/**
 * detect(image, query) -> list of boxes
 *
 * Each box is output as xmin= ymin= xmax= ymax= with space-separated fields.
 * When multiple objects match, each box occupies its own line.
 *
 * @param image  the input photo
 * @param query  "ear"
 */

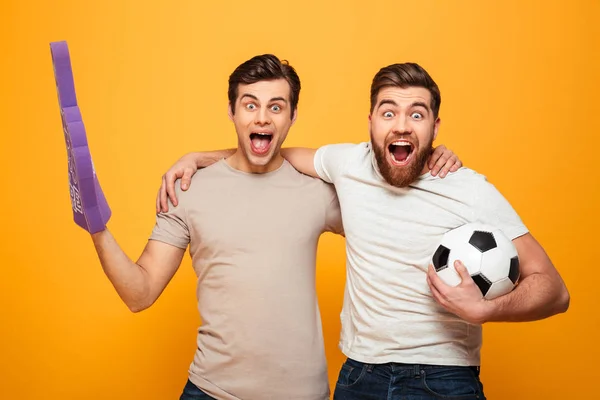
xmin=291 ymin=108 xmax=298 ymax=125
xmin=228 ymin=103 xmax=234 ymax=121
xmin=368 ymin=113 xmax=372 ymax=130
xmin=433 ymin=117 xmax=441 ymax=141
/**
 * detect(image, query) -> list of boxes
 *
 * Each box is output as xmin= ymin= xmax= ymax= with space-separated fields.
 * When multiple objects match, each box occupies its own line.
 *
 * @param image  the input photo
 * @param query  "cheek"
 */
xmin=232 ymin=120 xmax=250 ymax=142
xmin=415 ymin=124 xmax=435 ymax=144
xmin=275 ymin=116 xmax=292 ymax=133
xmin=370 ymin=120 xmax=389 ymax=141
xmin=232 ymin=112 xmax=252 ymax=127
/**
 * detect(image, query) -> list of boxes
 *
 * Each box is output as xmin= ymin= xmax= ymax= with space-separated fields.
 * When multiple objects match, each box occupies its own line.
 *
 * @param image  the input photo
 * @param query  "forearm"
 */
xmin=482 ymin=272 xmax=570 ymax=323
xmin=91 ymin=229 xmax=152 ymax=312
xmin=191 ymin=149 xmax=237 ymax=168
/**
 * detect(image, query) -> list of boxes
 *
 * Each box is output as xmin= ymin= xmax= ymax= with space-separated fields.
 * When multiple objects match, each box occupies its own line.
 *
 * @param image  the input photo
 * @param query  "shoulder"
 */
xmin=411 ymin=167 xmax=494 ymax=205
xmin=282 ymin=160 xmax=331 ymax=187
xmin=172 ymin=161 xmax=227 ymax=203
xmin=425 ymin=167 xmax=490 ymax=187
xmin=277 ymin=162 xmax=338 ymax=204
xmin=445 ymin=168 xmax=503 ymax=197
xmin=426 ymin=168 xmax=517 ymax=210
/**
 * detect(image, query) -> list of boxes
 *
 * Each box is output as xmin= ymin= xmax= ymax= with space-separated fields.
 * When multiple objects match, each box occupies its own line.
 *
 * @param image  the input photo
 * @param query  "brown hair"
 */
xmin=370 ymin=63 xmax=441 ymax=118
xmin=228 ymin=54 xmax=301 ymax=120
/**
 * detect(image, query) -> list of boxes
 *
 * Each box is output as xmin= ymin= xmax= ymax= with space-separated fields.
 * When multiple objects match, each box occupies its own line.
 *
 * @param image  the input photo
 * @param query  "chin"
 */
xmin=247 ymin=151 xmax=272 ymax=165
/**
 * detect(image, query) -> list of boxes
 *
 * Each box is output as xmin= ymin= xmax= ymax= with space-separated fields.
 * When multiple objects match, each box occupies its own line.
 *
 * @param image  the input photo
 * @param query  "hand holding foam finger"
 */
xmin=50 ymin=41 xmax=111 ymax=233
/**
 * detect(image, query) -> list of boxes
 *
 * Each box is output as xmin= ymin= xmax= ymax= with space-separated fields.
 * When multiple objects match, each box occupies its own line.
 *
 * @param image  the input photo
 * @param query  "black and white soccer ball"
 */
xmin=431 ymin=222 xmax=520 ymax=300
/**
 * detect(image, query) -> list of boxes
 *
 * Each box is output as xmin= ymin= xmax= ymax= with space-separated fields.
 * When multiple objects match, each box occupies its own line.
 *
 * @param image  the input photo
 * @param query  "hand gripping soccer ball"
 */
xmin=431 ymin=222 xmax=520 ymax=300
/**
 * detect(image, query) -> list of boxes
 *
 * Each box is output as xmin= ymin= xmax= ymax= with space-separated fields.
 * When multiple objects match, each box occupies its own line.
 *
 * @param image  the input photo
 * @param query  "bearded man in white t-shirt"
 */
xmin=160 ymin=62 xmax=569 ymax=400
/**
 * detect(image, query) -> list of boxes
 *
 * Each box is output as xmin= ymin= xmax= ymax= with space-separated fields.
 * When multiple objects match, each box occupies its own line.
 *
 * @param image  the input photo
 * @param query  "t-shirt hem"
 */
xmin=189 ymin=374 xmax=242 ymax=400
xmin=340 ymin=345 xmax=480 ymax=367
xmin=148 ymin=235 xmax=188 ymax=250
xmin=189 ymin=372 xmax=330 ymax=400
xmin=506 ymin=227 xmax=529 ymax=241
xmin=313 ymin=146 xmax=331 ymax=183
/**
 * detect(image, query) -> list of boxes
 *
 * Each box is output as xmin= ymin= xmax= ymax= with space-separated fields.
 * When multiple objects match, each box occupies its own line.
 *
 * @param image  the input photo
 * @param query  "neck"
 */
xmin=227 ymin=150 xmax=284 ymax=174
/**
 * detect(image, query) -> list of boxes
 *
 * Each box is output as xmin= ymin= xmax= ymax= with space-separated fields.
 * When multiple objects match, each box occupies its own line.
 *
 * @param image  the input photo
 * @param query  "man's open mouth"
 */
xmin=250 ymin=132 xmax=273 ymax=155
xmin=388 ymin=140 xmax=414 ymax=165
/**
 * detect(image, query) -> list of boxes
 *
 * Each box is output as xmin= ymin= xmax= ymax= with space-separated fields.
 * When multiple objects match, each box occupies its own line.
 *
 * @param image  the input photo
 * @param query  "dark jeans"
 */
xmin=334 ymin=358 xmax=486 ymax=400
xmin=179 ymin=379 xmax=217 ymax=400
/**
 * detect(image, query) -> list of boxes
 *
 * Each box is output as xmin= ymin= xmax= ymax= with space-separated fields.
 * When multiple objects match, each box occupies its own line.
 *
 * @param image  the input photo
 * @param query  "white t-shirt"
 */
xmin=314 ymin=142 xmax=528 ymax=366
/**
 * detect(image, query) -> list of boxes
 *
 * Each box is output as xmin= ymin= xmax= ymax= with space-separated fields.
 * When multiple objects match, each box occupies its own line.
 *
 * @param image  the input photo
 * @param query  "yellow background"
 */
xmin=1 ymin=0 xmax=598 ymax=398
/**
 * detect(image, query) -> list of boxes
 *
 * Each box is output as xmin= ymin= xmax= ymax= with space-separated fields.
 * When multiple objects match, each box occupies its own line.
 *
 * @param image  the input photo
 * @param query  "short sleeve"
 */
xmin=149 ymin=184 xmax=190 ymax=249
xmin=313 ymin=143 xmax=359 ymax=184
xmin=322 ymin=183 xmax=344 ymax=235
xmin=474 ymin=180 xmax=529 ymax=241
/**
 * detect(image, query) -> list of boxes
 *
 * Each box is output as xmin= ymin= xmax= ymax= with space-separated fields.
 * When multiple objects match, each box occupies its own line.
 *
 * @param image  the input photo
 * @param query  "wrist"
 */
xmin=90 ymin=227 xmax=109 ymax=243
xmin=192 ymin=152 xmax=206 ymax=168
xmin=473 ymin=299 xmax=495 ymax=324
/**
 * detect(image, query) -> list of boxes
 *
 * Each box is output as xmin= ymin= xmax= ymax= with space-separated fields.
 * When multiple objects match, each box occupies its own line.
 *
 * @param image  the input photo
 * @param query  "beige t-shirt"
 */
xmin=150 ymin=159 xmax=343 ymax=400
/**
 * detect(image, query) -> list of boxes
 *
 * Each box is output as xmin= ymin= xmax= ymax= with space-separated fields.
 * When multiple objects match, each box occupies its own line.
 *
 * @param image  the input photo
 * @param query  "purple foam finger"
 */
xmin=50 ymin=41 xmax=111 ymax=233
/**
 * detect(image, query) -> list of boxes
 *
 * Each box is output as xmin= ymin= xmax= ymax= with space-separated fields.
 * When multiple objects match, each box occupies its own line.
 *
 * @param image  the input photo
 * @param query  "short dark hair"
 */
xmin=228 ymin=54 xmax=301 ymax=119
xmin=370 ymin=63 xmax=441 ymax=118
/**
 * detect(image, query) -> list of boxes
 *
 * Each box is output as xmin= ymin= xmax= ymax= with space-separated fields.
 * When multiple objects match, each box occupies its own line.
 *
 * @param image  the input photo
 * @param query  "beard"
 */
xmin=371 ymin=130 xmax=434 ymax=188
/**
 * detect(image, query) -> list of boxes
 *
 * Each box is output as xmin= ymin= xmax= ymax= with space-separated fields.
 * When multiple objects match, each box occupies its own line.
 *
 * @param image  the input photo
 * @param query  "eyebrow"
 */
xmin=411 ymin=101 xmax=430 ymax=111
xmin=240 ymin=94 xmax=258 ymax=102
xmin=377 ymin=99 xmax=430 ymax=112
xmin=377 ymin=99 xmax=398 ymax=109
xmin=239 ymin=94 xmax=288 ymax=103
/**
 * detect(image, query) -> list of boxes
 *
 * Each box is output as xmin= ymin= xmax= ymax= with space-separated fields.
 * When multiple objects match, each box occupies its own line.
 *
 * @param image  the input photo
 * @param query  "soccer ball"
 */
xmin=431 ymin=222 xmax=520 ymax=300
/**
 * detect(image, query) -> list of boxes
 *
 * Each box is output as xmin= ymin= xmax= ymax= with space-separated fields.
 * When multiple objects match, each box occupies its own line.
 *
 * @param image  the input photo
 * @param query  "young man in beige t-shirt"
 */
xmin=90 ymin=54 xmax=460 ymax=400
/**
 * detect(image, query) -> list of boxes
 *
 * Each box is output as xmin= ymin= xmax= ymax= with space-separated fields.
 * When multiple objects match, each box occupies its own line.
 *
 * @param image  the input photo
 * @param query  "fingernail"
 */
xmin=182 ymin=184 xmax=188 ymax=190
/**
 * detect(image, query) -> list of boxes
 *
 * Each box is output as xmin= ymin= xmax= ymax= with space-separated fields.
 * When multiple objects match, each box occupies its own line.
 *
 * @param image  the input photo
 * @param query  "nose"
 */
xmin=393 ymin=115 xmax=412 ymax=135
xmin=254 ymin=108 xmax=272 ymax=126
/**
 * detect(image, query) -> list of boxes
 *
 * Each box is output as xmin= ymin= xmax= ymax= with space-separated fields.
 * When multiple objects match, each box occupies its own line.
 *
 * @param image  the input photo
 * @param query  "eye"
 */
xmin=271 ymin=105 xmax=281 ymax=112
xmin=411 ymin=112 xmax=423 ymax=120
xmin=383 ymin=111 xmax=394 ymax=118
xmin=246 ymin=103 xmax=257 ymax=110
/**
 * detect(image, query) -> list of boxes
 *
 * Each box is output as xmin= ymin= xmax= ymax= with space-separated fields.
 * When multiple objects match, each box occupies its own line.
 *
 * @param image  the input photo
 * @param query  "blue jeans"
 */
xmin=179 ymin=379 xmax=216 ymax=400
xmin=334 ymin=358 xmax=486 ymax=400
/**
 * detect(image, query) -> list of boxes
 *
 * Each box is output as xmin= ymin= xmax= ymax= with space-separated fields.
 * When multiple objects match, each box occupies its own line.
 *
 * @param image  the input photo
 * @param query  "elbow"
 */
xmin=127 ymin=303 xmax=149 ymax=313
xmin=556 ymin=286 xmax=570 ymax=314
xmin=124 ymin=297 xmax=154 ymax=313
xmin=549 ymin=278 xmax=570 ymax=316
xmin=119 ymin=284 xmax=155 ymax=313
